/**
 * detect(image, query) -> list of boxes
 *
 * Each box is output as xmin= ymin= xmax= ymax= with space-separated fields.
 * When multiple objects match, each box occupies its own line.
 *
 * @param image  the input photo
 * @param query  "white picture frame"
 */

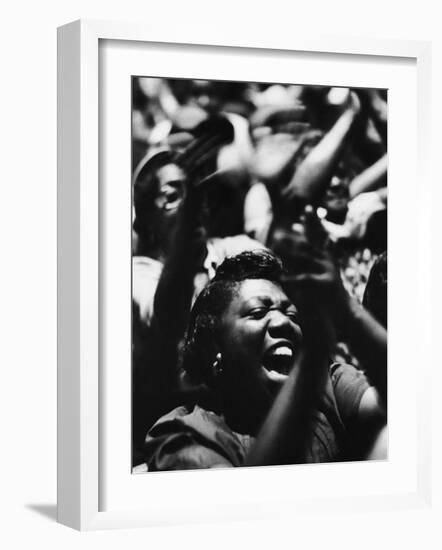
xmin=57 ymin=19 xmax=432 ymax=531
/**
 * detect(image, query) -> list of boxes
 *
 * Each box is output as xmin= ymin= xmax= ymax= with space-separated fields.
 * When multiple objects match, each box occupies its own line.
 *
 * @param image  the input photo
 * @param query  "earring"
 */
xmin=212 ymin=352 xmax=223 ymax=377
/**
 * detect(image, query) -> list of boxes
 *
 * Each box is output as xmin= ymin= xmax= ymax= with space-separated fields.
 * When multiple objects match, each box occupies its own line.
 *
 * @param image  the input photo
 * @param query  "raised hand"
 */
xmin=282 ymin=92 xmax=361 ymax=209
xmin=176 ymin=115 xmax=235 ymax=189
xmin=271 ymin=206 xmax=348 ymax=326
xmin=322 ymin=188 xmax=387 ymax=242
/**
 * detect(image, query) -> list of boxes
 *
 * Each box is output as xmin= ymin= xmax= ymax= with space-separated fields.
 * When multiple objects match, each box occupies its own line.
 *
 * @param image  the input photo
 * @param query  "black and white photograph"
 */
xmin=131 ymin=76 xmax=388 ymax=472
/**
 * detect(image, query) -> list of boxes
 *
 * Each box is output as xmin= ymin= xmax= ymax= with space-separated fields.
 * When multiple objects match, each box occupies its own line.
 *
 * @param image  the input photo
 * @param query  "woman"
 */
xmin=142 ymin=245 xmax=387 ymax=470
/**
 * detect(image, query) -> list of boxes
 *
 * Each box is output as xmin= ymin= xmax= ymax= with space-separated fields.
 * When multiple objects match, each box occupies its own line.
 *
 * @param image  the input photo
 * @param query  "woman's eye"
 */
xmin=248 ymin=308 xmax=267 ymax=319
xmin=286 ymin=311 xmax=299 ymax=322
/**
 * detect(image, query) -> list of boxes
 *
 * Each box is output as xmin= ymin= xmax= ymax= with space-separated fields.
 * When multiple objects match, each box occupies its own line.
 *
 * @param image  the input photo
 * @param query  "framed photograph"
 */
xmin=57 ymin=19 xmax=432 ymax=530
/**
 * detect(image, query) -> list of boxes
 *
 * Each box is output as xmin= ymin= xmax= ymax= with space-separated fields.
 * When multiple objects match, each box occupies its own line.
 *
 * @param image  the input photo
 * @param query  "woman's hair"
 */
xmin=181 ymin=250 xmax=284 ymax=383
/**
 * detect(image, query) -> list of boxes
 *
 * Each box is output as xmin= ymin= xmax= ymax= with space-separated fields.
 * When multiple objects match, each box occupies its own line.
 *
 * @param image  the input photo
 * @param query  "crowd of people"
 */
xmin=131 ymin=77 xmax=388 ymax=470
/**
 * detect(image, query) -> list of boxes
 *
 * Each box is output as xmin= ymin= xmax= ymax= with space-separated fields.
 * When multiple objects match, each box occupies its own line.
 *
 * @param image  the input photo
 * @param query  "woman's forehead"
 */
xmin=233 ymin=278 xmax=292 ymax=306
xmin=156 ymin=163 xmax=185 ymax=187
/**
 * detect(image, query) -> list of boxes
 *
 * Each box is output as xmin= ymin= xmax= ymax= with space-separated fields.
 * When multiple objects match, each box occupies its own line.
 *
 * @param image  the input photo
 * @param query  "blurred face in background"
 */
xmin=148 ymin=162 xmax=208 ymax=266
xmin=323 ymin=163 xmax=352 ymax=224
xmin=149 ymin=163 xmax=186 ymax=253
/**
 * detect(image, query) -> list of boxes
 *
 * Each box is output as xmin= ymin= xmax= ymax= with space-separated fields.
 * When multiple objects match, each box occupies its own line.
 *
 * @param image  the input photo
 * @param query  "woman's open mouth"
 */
xmin=262 ymin=342 xmax=295 ymax=375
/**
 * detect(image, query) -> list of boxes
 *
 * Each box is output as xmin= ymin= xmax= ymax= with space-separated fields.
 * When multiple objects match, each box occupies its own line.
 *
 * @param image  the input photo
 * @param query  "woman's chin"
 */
xmin=261 ymin=366 xmax=289 ymax=390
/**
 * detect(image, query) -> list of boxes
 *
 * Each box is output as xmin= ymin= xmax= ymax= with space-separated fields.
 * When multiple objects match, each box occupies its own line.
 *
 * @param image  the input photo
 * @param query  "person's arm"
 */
xmin=271 ymin=209 xmax=387 ymax=434
xmin=282 ymin=92 xmax=360 ymax=205
xmin=349 ymin=154 xmax=387 ymax=199
xmin=331 ymin=363 xmax=387 ymax=460
xmin=147 ymin=190 xmax=207 ymax=391
xmin=356 ymin=89 xmax=387 ymax=146
xmin=251 ymin=133 xmax=304 ymax=186
xmin=143 ymin=119 xmax=235 ymax=392
xmin=322 ymin=187 xmax=387 ymax=242
xmin=285 ymin=208 xmax=388 ymax=408
xmin=339 ymin=296 xmax=387 ymax=408
xmin=246 ymin=312 xmax=334 ymax=466
xmin=376 ymin=186 xmax=388 ymax=203
xmin=365 ymin=424 xmax=388 ymax=459
xmin=281 ymin=227 xmax=388 ymax=408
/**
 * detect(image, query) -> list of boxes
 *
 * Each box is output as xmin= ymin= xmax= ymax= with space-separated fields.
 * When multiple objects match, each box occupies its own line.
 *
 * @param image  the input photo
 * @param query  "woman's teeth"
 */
xmin=272 ymin=346 xmax=293 ymax=357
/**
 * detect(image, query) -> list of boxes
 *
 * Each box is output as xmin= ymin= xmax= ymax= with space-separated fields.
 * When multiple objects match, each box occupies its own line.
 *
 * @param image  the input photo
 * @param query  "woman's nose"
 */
xmin=267 ymin=310 xmax=293 ymax=333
